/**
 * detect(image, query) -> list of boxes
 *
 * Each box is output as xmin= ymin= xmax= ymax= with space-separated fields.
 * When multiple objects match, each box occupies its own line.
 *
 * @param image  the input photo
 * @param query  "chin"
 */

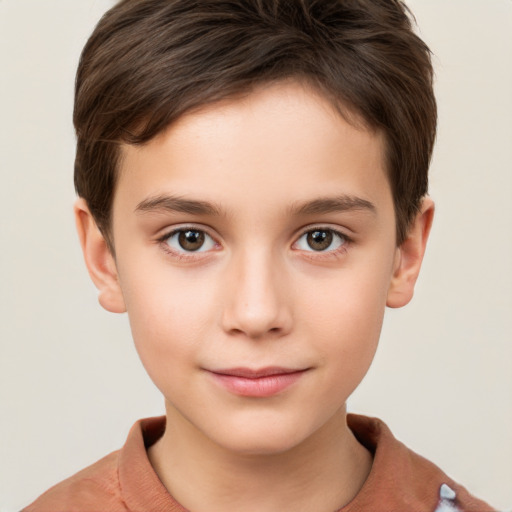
xmin=221 ymin=434 xmax=303 ymax=457
xmin=206 ymin=417 xmax=315 ymax=457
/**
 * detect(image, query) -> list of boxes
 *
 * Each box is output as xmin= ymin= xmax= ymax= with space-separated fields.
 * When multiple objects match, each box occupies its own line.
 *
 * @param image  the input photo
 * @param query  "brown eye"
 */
xmin=178 ymin=230 xmax=205 ymax=251
xmin=165 ymin=229 xmax=216 ymax=253
xmin=306 ymin=230 xmax=333 ymax=251
xmin=295 ymin=228 xmax=346 ymax=252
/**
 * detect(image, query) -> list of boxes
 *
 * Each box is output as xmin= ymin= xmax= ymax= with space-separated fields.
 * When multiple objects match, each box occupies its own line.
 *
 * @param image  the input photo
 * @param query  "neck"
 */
xmin=148 ymin=405 xmax=372 ymax=512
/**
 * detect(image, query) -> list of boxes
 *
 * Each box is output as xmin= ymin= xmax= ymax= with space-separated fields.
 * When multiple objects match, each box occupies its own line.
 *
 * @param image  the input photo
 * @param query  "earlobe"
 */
xmin=386 ymin=197 xmax=435 ymax=308
xmin=74 ymin=198 xmax=126 ymax=313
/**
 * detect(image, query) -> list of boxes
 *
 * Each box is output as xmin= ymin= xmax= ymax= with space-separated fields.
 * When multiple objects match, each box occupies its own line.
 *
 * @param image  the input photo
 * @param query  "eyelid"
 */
xmin=294 ymin=224 xmax=352 ymax=243
xmin=292 ymin=225 xmax=352 ymax=256
xmin=156 ymin=224 xmax=221 ymax=258
xmin=156 ymin=222 xmax=218 ymax=240
xmin=155 ymin=223 xmax=351 ymax=259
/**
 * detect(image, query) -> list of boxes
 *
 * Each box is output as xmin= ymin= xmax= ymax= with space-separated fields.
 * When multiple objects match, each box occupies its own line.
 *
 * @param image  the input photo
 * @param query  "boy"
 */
xmin=23 ymin=0 xmax=494 ymax=510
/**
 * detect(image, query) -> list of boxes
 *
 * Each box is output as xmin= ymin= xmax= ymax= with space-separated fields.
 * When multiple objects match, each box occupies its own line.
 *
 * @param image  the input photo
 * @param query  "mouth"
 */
xmin=206 ymin=367 xmax=309 ymax=397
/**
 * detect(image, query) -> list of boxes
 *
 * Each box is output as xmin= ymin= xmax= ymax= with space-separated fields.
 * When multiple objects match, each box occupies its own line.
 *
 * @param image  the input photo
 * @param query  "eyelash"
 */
xmin=156 ymin=225 xmax=351 ymax=261
xmin=293 ymin=227 xmax=351 ymax=261
xmin=155 ymin=226 xmax=219 ymax=262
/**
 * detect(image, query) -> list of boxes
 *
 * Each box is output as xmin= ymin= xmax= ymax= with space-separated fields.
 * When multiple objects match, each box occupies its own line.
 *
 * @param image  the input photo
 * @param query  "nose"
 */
xmin=220 ymin=248 xmax=293 ymax=339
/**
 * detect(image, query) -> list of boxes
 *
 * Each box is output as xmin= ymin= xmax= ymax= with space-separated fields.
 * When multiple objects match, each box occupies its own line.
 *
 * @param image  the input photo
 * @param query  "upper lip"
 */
xmin=209 ymin=367 xmax=307 ymax=378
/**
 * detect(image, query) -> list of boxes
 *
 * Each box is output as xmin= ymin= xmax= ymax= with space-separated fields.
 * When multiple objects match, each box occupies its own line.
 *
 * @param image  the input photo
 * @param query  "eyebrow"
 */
xmin=291 ymin=195 xmax=376 ymax=216
xmin=135 ymin=195 xmax=222 ymax=216
xmin=135 ymin=193 xmax=376 ymax=218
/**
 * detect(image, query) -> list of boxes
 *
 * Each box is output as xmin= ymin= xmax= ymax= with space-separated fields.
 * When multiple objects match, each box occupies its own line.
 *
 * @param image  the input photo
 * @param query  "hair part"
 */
xmin=74 ymin=0 xmax=436 ymax=248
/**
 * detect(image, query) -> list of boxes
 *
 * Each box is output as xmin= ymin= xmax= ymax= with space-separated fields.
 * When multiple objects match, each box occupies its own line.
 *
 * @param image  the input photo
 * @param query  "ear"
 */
xmin=74 ymin=198 xmax=126 ymax=313
xmin=386 ymin=197 xmax=435 ymax=308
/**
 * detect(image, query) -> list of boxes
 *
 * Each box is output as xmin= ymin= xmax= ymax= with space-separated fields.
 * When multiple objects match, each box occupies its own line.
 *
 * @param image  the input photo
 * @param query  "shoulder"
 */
xmin=22 ymin=450 xmax=128 ymax=512
xmin=22 ymin=417 xmax=168 ymax=512
xmin=346 ymin=414 xmax=495 ymax=512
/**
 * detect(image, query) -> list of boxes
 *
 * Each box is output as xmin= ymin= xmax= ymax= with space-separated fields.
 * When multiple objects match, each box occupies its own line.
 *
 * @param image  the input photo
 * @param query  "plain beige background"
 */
xmin=1 ymin=1 xmax=511 ymax=510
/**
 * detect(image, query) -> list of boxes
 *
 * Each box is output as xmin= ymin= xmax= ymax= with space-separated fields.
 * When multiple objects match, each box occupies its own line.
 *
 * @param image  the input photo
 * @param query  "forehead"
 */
xmin=115 ymin=81 xmax=390 ymax=220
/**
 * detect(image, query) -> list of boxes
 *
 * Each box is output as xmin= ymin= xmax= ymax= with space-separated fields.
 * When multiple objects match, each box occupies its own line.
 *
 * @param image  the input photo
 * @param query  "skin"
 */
xmin=76 ymin=81 xmax=433 ymax=512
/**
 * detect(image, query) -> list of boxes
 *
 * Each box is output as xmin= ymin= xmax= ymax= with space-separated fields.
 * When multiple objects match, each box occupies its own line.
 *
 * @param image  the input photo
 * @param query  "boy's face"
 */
xmin=80 ymin=81 xmax=428 ymax=455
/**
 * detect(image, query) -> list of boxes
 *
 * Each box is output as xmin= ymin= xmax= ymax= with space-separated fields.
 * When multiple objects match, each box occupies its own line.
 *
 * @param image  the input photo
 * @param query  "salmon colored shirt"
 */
xmin=23 ymin=414 xmax=494 ymax=512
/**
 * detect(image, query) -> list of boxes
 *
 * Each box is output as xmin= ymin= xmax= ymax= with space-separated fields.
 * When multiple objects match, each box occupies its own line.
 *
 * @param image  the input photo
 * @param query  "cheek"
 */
xmin=301 ymin=262 xmax=391 ymax=370
xmin=118 ymin=264 xmax=217 ymax=379
xmin=309 ymin=299 xmax=383 ymax=404
xmin=311 ymin=293 xmax=384 ymax=360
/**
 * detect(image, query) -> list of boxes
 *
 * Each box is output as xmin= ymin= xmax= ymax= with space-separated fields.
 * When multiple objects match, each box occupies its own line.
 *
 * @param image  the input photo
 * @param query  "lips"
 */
xmin=207 ymin=367 xmax=308 ymax=397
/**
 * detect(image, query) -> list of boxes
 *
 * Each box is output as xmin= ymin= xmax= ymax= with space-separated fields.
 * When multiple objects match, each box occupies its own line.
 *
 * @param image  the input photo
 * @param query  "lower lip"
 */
xmin=209 ymin=371 xmax=306 ymax=398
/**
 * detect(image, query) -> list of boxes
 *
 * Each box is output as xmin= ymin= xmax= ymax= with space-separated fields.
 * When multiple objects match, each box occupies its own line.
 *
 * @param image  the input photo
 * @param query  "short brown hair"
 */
xmin=74 ymin=0 xmax=436 ymax=247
